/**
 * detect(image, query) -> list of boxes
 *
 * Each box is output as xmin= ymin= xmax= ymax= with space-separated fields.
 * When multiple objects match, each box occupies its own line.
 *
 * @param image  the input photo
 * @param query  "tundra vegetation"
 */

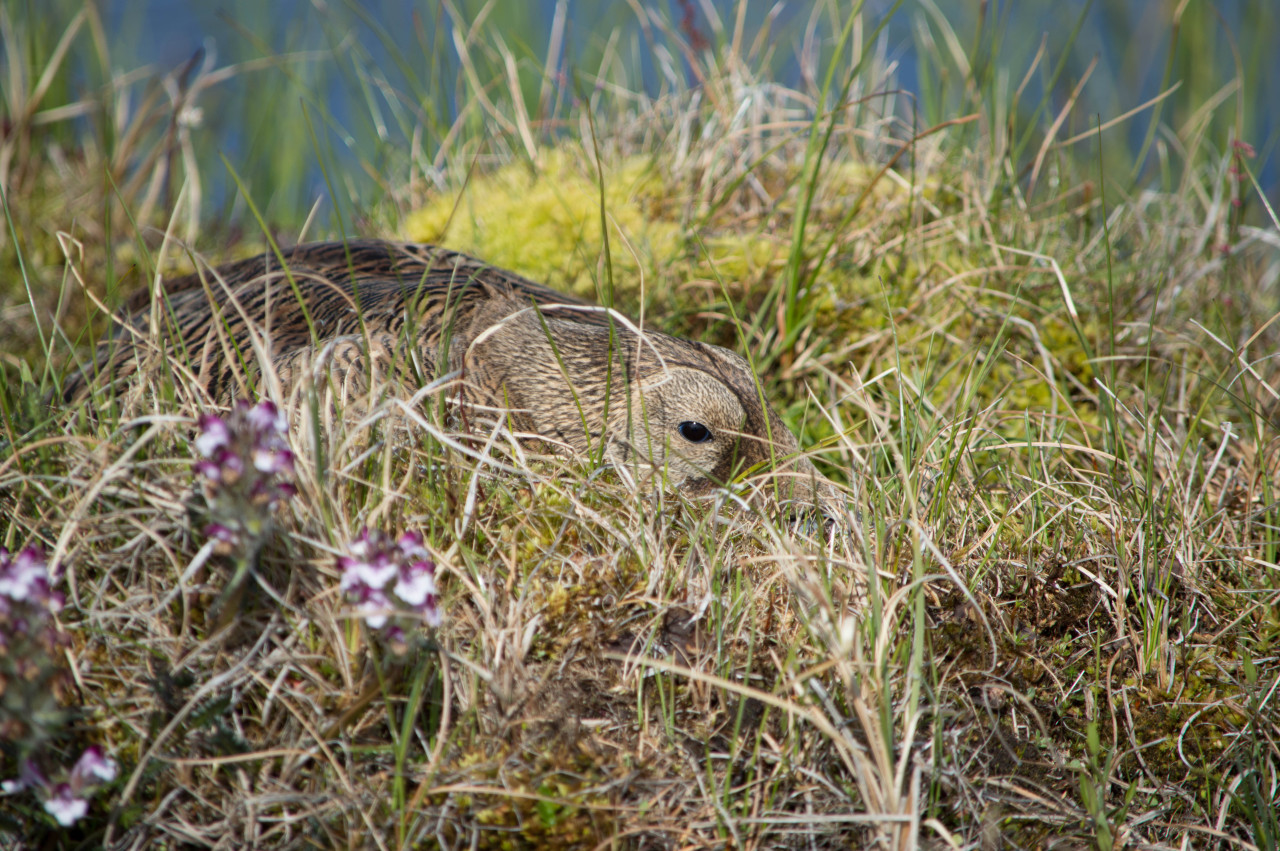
xmin=1 ymin=0 xmax=1277 ymax=847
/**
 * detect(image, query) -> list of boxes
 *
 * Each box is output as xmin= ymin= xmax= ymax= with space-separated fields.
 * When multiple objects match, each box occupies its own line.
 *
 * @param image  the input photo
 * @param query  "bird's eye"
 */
xmin=677 ymin=421 xmax=713 ymax=444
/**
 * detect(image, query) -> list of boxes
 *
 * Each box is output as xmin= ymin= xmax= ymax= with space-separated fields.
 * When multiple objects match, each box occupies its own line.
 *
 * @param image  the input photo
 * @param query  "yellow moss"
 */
xmin=1041 ymin=316 xmax=1094 ymax=381
xmin=823 ymin=160 xmax=946 ymax=207
xmin=696 ymin=233 xmax=787 ymax=282
xmin=404 ymin=149 xmax=682 ymax=299
xmin=534 ymin=582 xmax=573 ymax=622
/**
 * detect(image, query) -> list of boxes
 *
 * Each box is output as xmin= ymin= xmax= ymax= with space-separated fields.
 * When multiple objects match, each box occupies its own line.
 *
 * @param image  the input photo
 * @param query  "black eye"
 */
xmin=677 ymin=421 xmax=713 ymax=444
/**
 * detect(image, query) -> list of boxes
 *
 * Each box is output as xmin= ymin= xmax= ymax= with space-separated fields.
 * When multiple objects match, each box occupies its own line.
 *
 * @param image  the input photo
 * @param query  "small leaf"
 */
xmin=535 ymin=793 xmax=560 ymax=828
xmin=1242 ymin=648 xmax=1258 ymax=686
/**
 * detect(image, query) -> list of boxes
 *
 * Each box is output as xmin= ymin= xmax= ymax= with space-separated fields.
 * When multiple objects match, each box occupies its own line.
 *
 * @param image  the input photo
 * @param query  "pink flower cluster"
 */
xmin=0 ymin=545 xmax=64 ymax=628
xmin=0 ymin=545 xmax=70 ymax=733
xmin=3 ymin=746 xmax=118 ymax=827
xmin=339 ymin=529 xmax=441 ymax=646
xmin=194 ymin=400 xmax=296 ymax=550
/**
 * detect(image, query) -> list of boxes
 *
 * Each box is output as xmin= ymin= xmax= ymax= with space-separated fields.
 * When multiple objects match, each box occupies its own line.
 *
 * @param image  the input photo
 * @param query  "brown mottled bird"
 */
xmin=68 ymin=240 xmax=836 ymax=507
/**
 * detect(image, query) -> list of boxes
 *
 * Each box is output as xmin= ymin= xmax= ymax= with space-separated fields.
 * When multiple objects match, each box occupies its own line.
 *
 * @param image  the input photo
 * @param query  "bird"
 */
xmin=67 ymin=239 xmax=838 ymax=509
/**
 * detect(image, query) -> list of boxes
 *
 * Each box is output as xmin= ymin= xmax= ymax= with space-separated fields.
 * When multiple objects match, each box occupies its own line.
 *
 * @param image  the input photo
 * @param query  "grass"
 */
xmin=2 ymin=0 xmax=1279 ymax=847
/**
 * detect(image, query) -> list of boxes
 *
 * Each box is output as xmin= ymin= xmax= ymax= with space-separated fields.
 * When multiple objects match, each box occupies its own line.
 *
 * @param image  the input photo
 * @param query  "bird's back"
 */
xmin=68 ymin=240 xmax=608 ymax=400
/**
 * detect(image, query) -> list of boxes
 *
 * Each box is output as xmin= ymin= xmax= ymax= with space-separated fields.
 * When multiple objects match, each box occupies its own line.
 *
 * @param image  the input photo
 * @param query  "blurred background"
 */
xmin=6 ymin=0 xmax=1277 ymax=232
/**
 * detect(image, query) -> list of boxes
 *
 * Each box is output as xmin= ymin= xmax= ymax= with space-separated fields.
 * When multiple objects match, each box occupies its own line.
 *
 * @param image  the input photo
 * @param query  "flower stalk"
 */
xmin=0 ymin=545 xmax=71 ymax=749
xmin=192 ymin=400 xmax=296 ymax=624
xmin=1 ymin=547 xmax=118 ymax=827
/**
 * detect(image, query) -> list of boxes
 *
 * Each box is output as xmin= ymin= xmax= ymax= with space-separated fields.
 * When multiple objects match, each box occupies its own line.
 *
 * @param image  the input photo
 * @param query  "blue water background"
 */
xmin=92 ymin=0 xmax=1280 ymax=225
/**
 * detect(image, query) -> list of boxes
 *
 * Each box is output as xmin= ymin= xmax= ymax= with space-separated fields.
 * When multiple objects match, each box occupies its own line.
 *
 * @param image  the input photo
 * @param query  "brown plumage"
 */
xmin=69 ymin=240 xmax=836 ymax=506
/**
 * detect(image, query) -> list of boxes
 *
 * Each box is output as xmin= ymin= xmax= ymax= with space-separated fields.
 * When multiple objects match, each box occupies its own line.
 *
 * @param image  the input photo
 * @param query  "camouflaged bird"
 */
xmin=68 ymin=240 xmax=836 ymax=506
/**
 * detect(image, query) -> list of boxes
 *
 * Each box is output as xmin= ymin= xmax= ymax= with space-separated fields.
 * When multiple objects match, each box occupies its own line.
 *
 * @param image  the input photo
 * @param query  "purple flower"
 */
xmin=353 ymin=586 xmax=394 ymax=630
xmin=0 ymin=546 xmax=73 ymax=759
xmin=193 ymin=398 xmax=296 ymax=551
xmin=394 ymin=561 xmax=436 ymax=608
xmin=198 ymin=448 xmax=244 ymax=484
xmin=194 ymin=414 xmax=231 ymax=456
xmin=2 ymin=747 xmax=117 ymax=828
xmin=339 ymin=555 xmax=398 ymax=594
xmin=203 ymin=523 xmax=239 ymax=548
xmin=243 ymin=400 xmax=287 ymax=434
xmin=396 ymin=531 xmax=428 ymax=559
xmin=347 ymin=528 xmax=376 ymax=559
xmin=338 ymin=528 xmax=443 ymax=642
xmin=1 ymin=758 xmax=45 ymax=794
xmin=252 ymin=447 xmax=294 ymax=475
xmin=193 ymin=459 xmax=221 ymax=481
xmin=42 ymin=784 xmax=88 ymax=827
xmin=0 ymin=546 xmax=63 ymax=614
xmin=69 ymin=746 xmax=118 ymax=792
xmin=0 ymin=547 xmax=47 ymax=603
